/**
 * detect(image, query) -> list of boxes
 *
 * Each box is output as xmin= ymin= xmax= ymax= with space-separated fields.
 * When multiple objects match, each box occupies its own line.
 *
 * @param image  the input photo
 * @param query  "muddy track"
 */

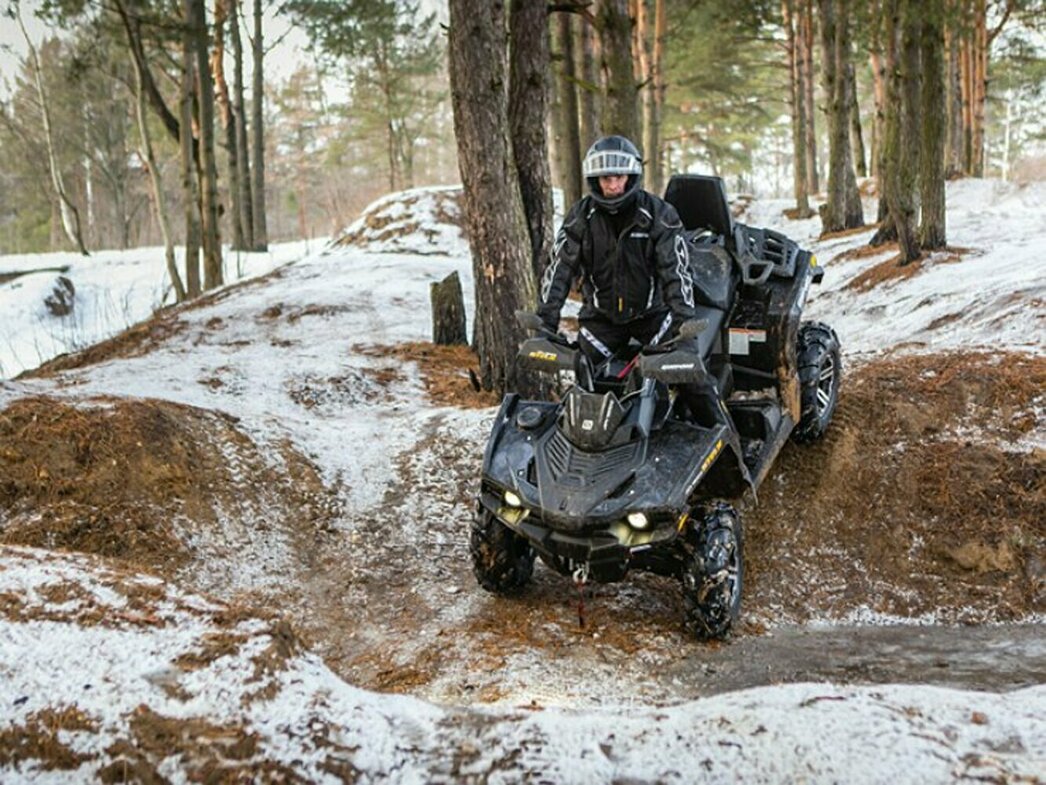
xmin=271 ymin=352 xmax=1045 ymax=706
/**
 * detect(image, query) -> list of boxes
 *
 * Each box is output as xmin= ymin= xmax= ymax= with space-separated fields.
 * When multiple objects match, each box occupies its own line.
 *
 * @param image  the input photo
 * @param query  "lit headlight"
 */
xmin=627 ymin=512 xmax=649 ymax=529
xmin=504 ymin=490 xmax=522 ymax=508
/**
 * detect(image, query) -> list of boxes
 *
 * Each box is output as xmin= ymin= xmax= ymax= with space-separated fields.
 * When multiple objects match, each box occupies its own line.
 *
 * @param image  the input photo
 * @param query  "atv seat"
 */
xmin=664 ymin=175 xmax=734 ymax=237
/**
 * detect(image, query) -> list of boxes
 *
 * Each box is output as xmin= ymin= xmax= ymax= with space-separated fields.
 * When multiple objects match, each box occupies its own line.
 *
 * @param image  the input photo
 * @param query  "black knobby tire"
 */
xmin=469 ymin=508 xmax=535 ymax=594
xmin=792 ymin=321 xmax=841 ymax=443
xmin=681 ymin=503 xmax=743 ymax=640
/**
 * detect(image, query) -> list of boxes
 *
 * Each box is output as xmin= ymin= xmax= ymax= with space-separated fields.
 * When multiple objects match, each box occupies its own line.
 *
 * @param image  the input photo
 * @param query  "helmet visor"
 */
xmin=582 ymin=150 xmax=642 ymax=178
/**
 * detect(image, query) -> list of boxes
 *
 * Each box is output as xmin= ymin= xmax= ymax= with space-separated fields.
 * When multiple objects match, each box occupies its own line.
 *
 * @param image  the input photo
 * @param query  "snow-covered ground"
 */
xmin=0 ymin=239 xmax=326 ymax=379
xmin=1 ymin=180 xmax=1044 ymax=781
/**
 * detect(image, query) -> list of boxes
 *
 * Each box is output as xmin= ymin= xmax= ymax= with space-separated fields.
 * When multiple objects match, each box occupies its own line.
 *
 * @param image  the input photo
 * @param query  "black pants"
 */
xmin=579 ymin=311 xmax=725 ymax=429
xmin=577 ymin=311 xmax=673 ymax=365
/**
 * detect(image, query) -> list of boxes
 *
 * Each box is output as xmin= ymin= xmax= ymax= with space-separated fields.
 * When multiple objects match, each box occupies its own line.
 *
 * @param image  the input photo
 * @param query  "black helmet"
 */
xmin=582 ymin=135 xmax=643 ymax=212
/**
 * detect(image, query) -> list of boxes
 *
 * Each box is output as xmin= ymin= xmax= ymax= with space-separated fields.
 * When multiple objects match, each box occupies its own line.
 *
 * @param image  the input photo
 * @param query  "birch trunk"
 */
xmin=18 ymin=10 xmax=89 ymax=256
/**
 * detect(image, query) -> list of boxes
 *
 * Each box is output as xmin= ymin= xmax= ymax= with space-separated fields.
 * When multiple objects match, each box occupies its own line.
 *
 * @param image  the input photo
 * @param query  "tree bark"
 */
xmin=577 ymin=15 xmax=600 ymax=148
xmin=799 ymin=0 xmax=819 ymax=194
xmin=970 ymin=0 xmax=987 ymax=176
xmin=448 ymin=0 xmax=539 ymax=397
xmin=596 ymin=0 xmax=639 ymax=141
xmin=181 ymin=0 xmax=203 ymax=298
xmin=817 ymin=0 xmax=863 ymax=234
xmin=882 ymin=0 xmax=921 ymax=263
xmin=919 ymin=0 xmax=946 ymax=249
xmin=783 ymin=0 xmax=812 ymax=217
xmin=551 ymin=12 xmax=583 ymax=206
xmin=650 ymin=0 xmax=666 ymax=193
xmin=230 ymin=0 xmax=254 ymax=248
xmin=847 ymin=62 xmax=867 ymax=177
xmin=191 ymin=0 xmax=223 ymax=289
xmin=431 ymin=271 xmax=468 ymax=345
xmin=509 ymin=0 xmax=554 ymax=281
xmin=114 ymin=0 xmax=182 ymax=145
xmin=251 ymin=0 xmax=269 ymax=250
xmin=132 ymin=39 xmax=186 ymax=302
xmin=212 ymin=0 xmax=245 ymax=251
xmin=943 ymin=4 xmax=962 ymax=177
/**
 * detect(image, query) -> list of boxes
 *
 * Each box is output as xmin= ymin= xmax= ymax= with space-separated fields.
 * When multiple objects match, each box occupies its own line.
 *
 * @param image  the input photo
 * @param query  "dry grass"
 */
xmin=354 ymin=341 xmax=500 ymax=409
xmin=844 ymin=246 xmax=971 ymax=292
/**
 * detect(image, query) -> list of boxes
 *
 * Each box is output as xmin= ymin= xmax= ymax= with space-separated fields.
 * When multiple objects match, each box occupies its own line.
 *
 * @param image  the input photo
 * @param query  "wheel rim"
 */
xmin=815 ymin=353 xmax=836 ymax=417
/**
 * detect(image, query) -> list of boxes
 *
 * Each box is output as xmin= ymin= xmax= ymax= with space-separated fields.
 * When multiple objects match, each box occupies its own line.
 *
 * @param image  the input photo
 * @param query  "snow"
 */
xmin=0 ymin=239 xmax=326 ymax=379
xmin=1 ymin=182 xmax=1044 ymax=780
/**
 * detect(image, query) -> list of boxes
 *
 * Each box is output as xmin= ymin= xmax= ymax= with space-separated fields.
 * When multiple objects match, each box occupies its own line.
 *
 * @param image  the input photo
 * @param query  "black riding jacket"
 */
xmin=537 ymin=190 xmax=696 ymax=330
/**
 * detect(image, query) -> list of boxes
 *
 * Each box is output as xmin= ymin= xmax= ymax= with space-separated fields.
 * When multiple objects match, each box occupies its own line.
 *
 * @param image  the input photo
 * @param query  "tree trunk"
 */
xmin=882 ymin=0 xmax=921 ymax=264
xmin=115 ymin=0 xmax=182 ymax=144
xmin=847 ymin=62 xmax=867 ymax=177
xmin=230 ymin=0 xmax=254 ymax=248
xmin=181 ymin=0 xmax=203 ymax=298
xmin=634 ymin=0 xmax=655 ymax=190
xmin=251 ymin=0 xmax=269 ymax=250
xmin=970 ymin=0 xmax=986 ymax=177
xmin=817 ymin=0 xmax=863 ymax=234
xmin=800 ymin=0 xmax=819 ymax=194
xmin=17 ymin=9 xmax=89 ymax=256
xmin=943 ymin=13 xmax=963 ymax=177
xmin=783 ymin=0 xmax=812 ymax=217
xmin=919 ymin=0 xmax=946 ymax=250
xmin=132 ymin=39 xmax=186 ymax=302
xmin=650 ymin=0 xmax=666 ymax=193
xmin=431 ymin=271 xmax=468 ymax=345
xmin=597 ymin=0 xmax=639 ymax=141
xmin=448 ymin=0 xmax=539 ymax=397
xmin=212 ymin=0 xmax=245 ymax=251
xmin=191 ymin=0 xmax=223 ymax=289
xmin=577 ymin=16 xmax=600 ymax=148
xmin=509 ymin=0 xmax=554 ymax=281
xmin=551 ymin=12 xmax=583 ymax=206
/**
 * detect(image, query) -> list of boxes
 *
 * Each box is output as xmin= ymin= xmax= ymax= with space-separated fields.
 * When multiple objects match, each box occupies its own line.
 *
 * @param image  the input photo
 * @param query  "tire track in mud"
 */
xmin=281 ymin=352 xmax=1044 ymax=707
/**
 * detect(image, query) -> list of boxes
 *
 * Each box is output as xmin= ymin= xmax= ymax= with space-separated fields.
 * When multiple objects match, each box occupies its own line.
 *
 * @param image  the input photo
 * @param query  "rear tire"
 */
xmin=470 ymin=508 xmax=534 ymax=594
xmin=792 ymin=321 xmax=841 ymax=443
xmin=681 ymin=503 xmax=743 ymax=640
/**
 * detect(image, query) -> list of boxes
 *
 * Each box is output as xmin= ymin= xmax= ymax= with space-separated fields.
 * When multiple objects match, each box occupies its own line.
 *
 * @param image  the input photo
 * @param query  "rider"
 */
xmin=537 ymin=136 xmax=724 ymax=427
xmin=537 ymin=135 xmax=697 ymax=366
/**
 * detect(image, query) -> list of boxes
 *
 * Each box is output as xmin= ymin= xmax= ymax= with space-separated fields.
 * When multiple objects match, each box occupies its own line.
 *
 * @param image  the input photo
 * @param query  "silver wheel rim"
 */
xmin=815 ymin=354 xmax=836 ymax=417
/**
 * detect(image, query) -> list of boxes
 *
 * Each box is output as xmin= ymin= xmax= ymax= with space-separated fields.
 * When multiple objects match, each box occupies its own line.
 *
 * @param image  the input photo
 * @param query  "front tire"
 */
xmin=792 ymin=321 xmax=841 ymax=443
xmin=470 ymin=508 xmax=535 ymax=594
xmin=681 ymin=503 xmax=743 ymax=640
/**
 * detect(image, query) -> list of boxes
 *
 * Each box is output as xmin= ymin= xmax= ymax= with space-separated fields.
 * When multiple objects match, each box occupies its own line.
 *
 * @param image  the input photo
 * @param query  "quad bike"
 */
xmin=470 ymin=175 xmax=841 ymax=639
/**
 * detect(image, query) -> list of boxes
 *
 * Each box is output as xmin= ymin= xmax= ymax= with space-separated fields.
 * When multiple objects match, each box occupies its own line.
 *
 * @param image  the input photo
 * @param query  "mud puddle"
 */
xmin=660 ymin=623 xmax=1046 ymax=699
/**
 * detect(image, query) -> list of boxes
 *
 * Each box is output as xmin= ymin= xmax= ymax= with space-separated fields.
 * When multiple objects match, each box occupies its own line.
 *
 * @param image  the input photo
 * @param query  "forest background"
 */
xmin=0 ymin=0 xmax=1043 ymax=386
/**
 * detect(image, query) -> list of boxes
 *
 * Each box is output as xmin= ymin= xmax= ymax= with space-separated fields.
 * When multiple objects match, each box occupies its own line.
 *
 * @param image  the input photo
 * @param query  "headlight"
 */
xmin=627 ymin=512 xmax=649 ymax=529
xmin=504 ymin=490 xmax=522 ymax=508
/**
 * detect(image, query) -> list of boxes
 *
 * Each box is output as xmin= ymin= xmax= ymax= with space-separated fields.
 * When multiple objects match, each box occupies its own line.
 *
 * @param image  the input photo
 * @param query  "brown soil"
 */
xmin=744 ymin=351 xmax=1045 ymax=623
xmin=354 ymin=341 xmax=500 ymax=408
xmin=0 ymin=707 xmax=99 ymax=771
xmin=844 ymin=246 xmax=974 ymax=292
xmin=0 ymin=396 xmax=339 ymax=580
xmin=818 ymin=223 xmax=879 ymax=240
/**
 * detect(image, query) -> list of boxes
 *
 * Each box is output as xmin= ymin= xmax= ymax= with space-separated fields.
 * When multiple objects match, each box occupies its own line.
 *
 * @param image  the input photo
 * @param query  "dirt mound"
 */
xmin=744 ymin=351 xmax=1045 ymax=624
xmin=0 ymin=396 xmax=339 ymax=582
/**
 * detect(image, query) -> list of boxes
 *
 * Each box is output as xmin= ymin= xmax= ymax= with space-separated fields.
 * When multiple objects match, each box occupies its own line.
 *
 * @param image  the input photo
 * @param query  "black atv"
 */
xmin=470 ymin=175 xmax=841 ymax=639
